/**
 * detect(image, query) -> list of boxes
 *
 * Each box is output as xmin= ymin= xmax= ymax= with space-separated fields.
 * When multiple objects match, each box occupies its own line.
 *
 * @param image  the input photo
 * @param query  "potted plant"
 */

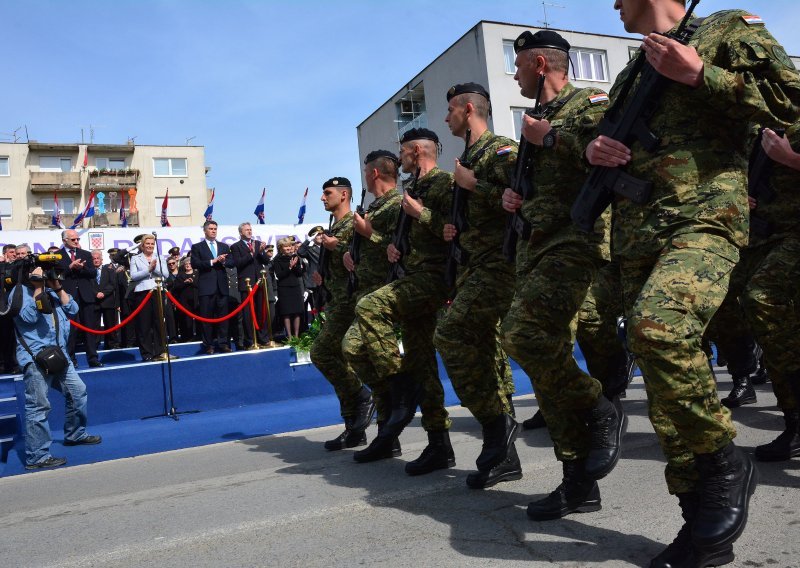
xmin=285 ymin=311 xmax=325 ymax=364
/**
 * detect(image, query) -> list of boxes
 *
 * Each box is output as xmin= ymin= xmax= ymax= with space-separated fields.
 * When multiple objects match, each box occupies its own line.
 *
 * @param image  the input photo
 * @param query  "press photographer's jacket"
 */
xmin=12 ymin=286 xmax=78 ymax=368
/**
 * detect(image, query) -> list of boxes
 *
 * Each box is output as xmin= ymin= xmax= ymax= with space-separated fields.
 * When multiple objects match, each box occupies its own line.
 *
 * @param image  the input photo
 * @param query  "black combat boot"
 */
xmin=324 ymin=417 xmax=367 ymax=451
xmin=650 ymin=493 xmax=734 ymax=568
xmin=602 ymin=350 xmax=637 ymax=400
xmin=720 ymin=375 xmax=756 ymax=408
xmin=353 ymin=421 xmax=402 ymax=463
xmin=466 ymin=443 xmax=523 ymax=489
xmin=750 ymin=356 xmax=769 ymax=385
xmin=475 ymin=413 xmax=518 ymax=472
xmin=381 ymin=373 xmax=423 ymax=439
xmin=584 ymin=395 xmax=625 ymax=480
xmin=527 ymin=459 xmax=601 ymax=521
xmin=405 ymin=430 xmax=456 ymax=476
xmin=349 ymin=386 xmax=376 ymax=434
xmin=754 ymin=410 xmax=800 ymax=462
xmin=692 ymin=442 xmax=757 ymax=550
xmin=522 ymin=409 xmax=547 ymax=430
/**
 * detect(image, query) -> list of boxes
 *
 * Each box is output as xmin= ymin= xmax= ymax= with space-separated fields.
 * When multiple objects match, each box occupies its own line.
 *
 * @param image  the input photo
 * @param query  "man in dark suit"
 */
xmin=230 ymin=222 xmax=272 ymax=348
xmin=96 ymin=251 xmax=120 ymax=350
xmin=190 ymin=220 xmax=232 ymax=354
xmin=58 ymin=229 xmax=102 ymax=367
xmin=0 ymin=244 xmax=21 ymax=374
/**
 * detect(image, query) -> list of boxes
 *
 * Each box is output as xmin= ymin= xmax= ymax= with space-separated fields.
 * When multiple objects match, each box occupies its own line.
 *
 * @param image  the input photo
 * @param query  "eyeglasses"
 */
xmin=65 ymin=237 xmax=79 ymax=241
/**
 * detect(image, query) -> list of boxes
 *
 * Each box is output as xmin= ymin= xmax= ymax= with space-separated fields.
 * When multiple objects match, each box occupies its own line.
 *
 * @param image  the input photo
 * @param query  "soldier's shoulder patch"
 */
xmin=496 ymin=145 xmax=513 ymax=156
xmin=741 ymin=14 xmax=764 ymax=25
xmin=588 ymin=93 xmax=609 ymax=105
xmin=771 ymin=45 xmax=796 ymax=70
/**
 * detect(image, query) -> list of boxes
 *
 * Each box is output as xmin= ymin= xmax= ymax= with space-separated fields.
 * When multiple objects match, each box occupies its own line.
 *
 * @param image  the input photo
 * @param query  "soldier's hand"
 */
xmin=343 ymin=251 xmax=355 ymax=272
xmin=454 ymin=159 xmax=477 ymax=192
xmin=443 ymin=223 xmax=457 ymax=242
xmin=387 ymin=243 xmax=401 ymax=263
xmin=115 ymin=266 xmax=124 ymax=273
xmin=353 ymin=213 xmax=373 ymax=238
xmin=312 ymin=271 xmax=323 ymax=286
xmin=402 ymin=193 xmax=423 ymax=219
xmin=320 ymin=234 xmax=339 ymax=251
xmin=585 ymin=135 xmax=631 ymax=167
xmin=502 ymin=188 xmax=523 ymax=213
xmin=762 ymin=128 xmax=799 ymax=169
xmin=748 ymin=196 xmax=757 ymax=210
xmin=642 ymin=33 xmax=704 ymax=88
xmin=521 ymin=115 xmax=551 ymax=146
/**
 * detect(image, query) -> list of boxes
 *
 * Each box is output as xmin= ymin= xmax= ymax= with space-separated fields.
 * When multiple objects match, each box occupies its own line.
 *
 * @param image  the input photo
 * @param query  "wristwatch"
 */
xmin=542 ymin=128 xmax=558 ymax=149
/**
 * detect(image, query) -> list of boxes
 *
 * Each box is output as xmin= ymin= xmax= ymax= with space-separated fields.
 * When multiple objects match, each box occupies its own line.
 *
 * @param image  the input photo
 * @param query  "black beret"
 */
xmin=399 ymin=128 xmax=439 ymax=145
xmin=168 ymin=247 xmax=180 ymax=256
xmin=266 ymin=244 xmax=275 ymax=250
xmin=513 ymin=30 xmax=571 ymax=54
xmin=446 ymin=82 xmax=490 ymax=102
xmin=364 ymin=150 xmax=399 ymax=164
xmin=322 ymin=176 xmax=351 ymax=189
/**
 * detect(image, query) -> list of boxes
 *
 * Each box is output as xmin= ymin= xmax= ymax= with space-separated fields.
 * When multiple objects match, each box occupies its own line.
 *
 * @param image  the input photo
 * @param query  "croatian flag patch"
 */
xmin=741 ymin=14 xmax=764 ymax=25
xmin=589 ymin=94 xmax=609 ymax=105
xmin=496 ymin=145 xmax=513 ymax=156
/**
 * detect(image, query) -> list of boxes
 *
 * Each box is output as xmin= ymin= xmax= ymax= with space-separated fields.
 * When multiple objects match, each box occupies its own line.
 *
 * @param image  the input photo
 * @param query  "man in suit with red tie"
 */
xmin=57 ymin=230 xmax=102 ymax=367
xmin=190 ymin=220 xmax=233 ymax=354
xmin=230 ymin=222 xmax=272 ymax=348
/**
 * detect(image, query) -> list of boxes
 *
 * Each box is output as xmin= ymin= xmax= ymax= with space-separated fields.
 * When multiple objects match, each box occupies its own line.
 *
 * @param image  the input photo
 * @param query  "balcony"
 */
xmin=29 ymin=171 xmax=82 ymax=192
xmin=88 ymin=169 xmax=139 ymax=190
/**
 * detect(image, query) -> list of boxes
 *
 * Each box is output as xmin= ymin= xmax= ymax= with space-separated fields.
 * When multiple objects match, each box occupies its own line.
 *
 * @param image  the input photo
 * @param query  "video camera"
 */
xmin=1 ymin=253 xmax=65 ymax=289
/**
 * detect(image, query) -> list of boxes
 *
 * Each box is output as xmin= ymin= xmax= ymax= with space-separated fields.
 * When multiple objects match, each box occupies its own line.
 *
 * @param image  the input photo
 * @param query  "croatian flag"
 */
xmin=70 ymin=191 xmax=96 ymax=229
xmin=160 ymin=190 xmax=171 ymax=227
xmin=297 ymin=187 xmax=308 ymax=225
xmin=52 ymin=192 xmax=65 ymax=229
xmin=254 ymin=188 xmax=266 ymax=225
xmin=204 ymin=188 xmax=215 ymax=221
xmin=119 ymin=192 xmax=128 ymax=228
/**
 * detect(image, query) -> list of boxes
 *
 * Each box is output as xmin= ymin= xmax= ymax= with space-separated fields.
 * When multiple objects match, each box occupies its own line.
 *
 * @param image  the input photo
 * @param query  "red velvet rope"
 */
xmin=166 ymin=282 xmax=260 ymax=324
xmin=69 ymin=290 xmax=154 ymax=335
xmin=249 ymin=296 xmax=263 ymax=331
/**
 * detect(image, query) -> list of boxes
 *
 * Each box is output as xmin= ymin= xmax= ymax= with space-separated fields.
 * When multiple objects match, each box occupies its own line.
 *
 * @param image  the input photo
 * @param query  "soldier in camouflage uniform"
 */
xmin=499 ymin=31 xmax=622 ymax=519
xmin=587 ymin=2 xmax=800 ymax=565
xmin=309 ymin=177 xmax=375 ymax=451
xmin=433 ymin=82 xmax=521 ymax=490
xmin=349 ymin=128 xmax=454 ymax=473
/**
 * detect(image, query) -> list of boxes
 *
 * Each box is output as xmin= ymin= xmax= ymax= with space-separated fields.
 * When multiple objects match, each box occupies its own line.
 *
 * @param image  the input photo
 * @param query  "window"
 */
xmin=153 ymin=158 xmax=188 ymax=177
xmin=569 ymin=48 xmax=608 ymax=82
xmin=39 ymin=156 xmax=72 ymax=172
xmin=0 ymin=156 xmax=8 ymax=176
xmin=155 ymin=196 xmax=190 ymax=216
xmin=96 ymin=157 xmax=126 ymax=170
xmin=41 ymin=198 xmax=76 ymax=215
xmin=503 ymin=40 xmax=516 ymax=74
xmin=511 ymin=107 xmax=527 ymax=141
xmin=0 ymin=198 xmax=11 ymax=218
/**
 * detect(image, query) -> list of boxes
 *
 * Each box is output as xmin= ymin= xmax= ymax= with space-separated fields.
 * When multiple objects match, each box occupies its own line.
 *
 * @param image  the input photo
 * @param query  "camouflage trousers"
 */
xmin=309 ymin=300 xmax=365 ymax=418
xmin=622 ymin=233 xmax=738 ymax=495
xmin=501 ymin=243 xmax=603 ymax=461
xmin=435 ymin=262 xmax=515 ymax=426
xmin=343 ymin=273 xmax=451 ymax=432
xmin=711 ymin=237 xmax=800 ymax=411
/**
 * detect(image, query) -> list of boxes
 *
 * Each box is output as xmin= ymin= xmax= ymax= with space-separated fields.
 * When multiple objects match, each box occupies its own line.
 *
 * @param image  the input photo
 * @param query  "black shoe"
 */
xmin=755 ymin=410 xmax=800 ymax=462
xmin=324 ymin=428 xmax=367 ymax=451
xmin=25 ymin=456 xmax=67 ymax=470
xmin=466 ymin=443 xmax=523 ymax=489
xmin=63 ymin=435 xmax=102 ymax=446
xmin=10 ymin=366 xmax=23 ymax=375
xmin=350 ymin=387 xmax=376 ymax=434
xmin=602 ymin=350 xmax=636 ymax=400
xmin=217 ymin=344 xmax=232 ymax=353
xmin=522 ymin=410 xmax=547 ymax=430
xmin=692 ymin=442 xmax=757 ymax=549
xmin=353 ymin=422 xmax=401 ymax=463
xmin=381 ymin=373 xmax=422 ymax=440
xmin=584 ymin=395 xmax=625 ymax=480
xmin=527 ymin=459 xmax=601 ymax=521
xmin=750 ymin=357 xmax=769 ymax=385
xmin=475 ymin=413 xmax=518 ymax=472
xmin=405 ymin=430 xmax=455 ymax=476
xmin=720 ymin=375 xmax=756 ymax=408
xmin=88 ymin=360 xmax=104 ymax=368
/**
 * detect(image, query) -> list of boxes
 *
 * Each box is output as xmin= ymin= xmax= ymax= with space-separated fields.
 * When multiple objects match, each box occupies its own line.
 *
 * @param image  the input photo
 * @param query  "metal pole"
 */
xmin=245 ymin=277 xmax=259 ymax=350
xmin=260 ymin=269 xmax=276 ymax=348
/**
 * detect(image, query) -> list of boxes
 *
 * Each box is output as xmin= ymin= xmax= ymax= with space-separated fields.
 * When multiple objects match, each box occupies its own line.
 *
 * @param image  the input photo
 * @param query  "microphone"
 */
xmin=152 ymin=231 xmax=158 ymax=239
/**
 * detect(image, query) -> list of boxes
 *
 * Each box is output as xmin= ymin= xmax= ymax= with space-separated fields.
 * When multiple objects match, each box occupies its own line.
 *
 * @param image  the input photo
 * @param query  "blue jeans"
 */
xmin=23 ymin=360 xmax=89 ymax=466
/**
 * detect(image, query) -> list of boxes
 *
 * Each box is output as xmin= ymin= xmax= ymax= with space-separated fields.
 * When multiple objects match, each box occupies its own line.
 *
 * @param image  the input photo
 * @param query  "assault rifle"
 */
xmin=748 ymin=127 xmax=786 ymax=238
xmin=570 ymin=0 xmax=702 ymax=232
xmin=444 ymin=129 xmax=472 ymax=288
xmin=316 ymin=214 xmax=334 ymax=305
xmin=387 ymin=168 xmax=421 ymax=283
xmin=502 ymin=74 xmax=546 ymax=262
xmin=347 ymin=188 xmax=367 ymax=298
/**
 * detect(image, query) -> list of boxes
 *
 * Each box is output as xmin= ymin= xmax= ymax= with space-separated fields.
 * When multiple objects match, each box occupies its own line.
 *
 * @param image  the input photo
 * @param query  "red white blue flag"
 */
xmin=254 ymin=188 xmax=266 ymax=225
xmin=70 ymin=191 xmax=96 ymax=229
xmin=52 ymin=192 xmax=64 ymax=229
xmin=297 ymin=187 xmax=308 ymax=224
xmin=161 ymin=190 xmax=171 ymax=227
xmin=204 ymin=188 xmax=215 ymax=221
xmin=119 ymin=192 xmax=128 ymax=228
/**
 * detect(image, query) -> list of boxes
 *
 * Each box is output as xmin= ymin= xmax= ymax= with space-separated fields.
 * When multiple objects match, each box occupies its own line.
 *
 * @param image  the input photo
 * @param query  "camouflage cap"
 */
xmin=322 ymin=176 xmax=351 ymax=189
xmin=513 ymin=30 xmax=571 ymax=54
xmin=446 ymin=82 xmax=490 ymax=102
xmin=364 ymin=150 xmax=399 ymax=165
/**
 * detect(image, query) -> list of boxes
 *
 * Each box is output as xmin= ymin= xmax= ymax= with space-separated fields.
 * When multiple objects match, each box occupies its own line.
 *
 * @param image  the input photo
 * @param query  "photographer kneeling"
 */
xmin=13 ymin=266 xmax=101 ymax=470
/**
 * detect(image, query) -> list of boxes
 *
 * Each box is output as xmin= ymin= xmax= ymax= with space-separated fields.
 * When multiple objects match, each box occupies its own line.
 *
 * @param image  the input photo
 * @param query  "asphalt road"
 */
xmin=1 ymin=371 xmax=798 ymax=568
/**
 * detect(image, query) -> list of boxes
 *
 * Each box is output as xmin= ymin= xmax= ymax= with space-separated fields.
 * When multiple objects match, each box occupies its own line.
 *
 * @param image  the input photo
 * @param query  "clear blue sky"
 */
xmin=3 ymin=0 xmax=798 ymax=226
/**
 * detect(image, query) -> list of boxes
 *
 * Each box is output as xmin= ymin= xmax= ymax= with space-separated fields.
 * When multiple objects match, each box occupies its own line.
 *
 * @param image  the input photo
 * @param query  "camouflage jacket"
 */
xmin=405 ymin=167 xmax=454 ymax=274
xmin=325 ymin=211 xmax=354 ymax=306
xmin=523 ymin=83 xmax=610 ymax=263
xmin=459 ymin=129 xmax=518 ymax=272
xmin=609 ymin=10 xmax=800 ymax=260
xmin=356 ymin=187 xmax=401 ymax=294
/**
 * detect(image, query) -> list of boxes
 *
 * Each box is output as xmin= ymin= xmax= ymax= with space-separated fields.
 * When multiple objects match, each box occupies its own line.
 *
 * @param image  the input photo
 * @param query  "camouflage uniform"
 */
xmin=434 ymin=130 xmax=517 ymax=425
xmin=610 ymin=11 xmax=800 ymax=493
xmin=309 ymin=212 xmax=366 ymax=418
xmin=354 ymin=168 xmax=454 ymax=432
xmin=500 ymin=85 xmax=611 ymax=461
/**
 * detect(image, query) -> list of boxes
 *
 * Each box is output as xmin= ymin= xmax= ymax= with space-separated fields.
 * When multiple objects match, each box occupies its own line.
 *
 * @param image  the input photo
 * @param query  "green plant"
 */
xmin=285 ymin=312 xmax=326 ymax=352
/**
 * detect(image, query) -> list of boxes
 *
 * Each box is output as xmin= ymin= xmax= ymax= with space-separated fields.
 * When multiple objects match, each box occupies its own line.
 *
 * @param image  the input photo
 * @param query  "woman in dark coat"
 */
xmin=272 ymin=237 xmax=305 ymax=338
xmin=171 ymin=257 xmax=199 ymax=342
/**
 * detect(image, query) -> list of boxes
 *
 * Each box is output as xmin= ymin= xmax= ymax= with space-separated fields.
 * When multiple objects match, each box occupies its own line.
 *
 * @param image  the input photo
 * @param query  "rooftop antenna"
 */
xmin=539 ymin=2 xmax=565 ymax=29
xmin=127 ymin=136 xmax=138 ymax=145
xmin=185 ymin=136 xmax=196 ymax=146
xmin=0 ymin=126 xmax=22 ymax=142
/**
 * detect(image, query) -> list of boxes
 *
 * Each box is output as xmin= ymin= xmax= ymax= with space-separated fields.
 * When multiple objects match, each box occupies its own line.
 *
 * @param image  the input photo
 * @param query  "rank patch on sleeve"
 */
xmin=741 ymin=14 xmax=764 ymax=25
xmin=588 ymin=94 xmax=609 ymax=105
xmin=496 ymin=145 xmax=513 ymax=156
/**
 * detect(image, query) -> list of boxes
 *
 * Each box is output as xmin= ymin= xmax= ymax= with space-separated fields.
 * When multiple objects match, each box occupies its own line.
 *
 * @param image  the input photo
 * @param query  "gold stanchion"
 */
xmin=259 ymin=269 xmax=277 ymax=348
xmin=153 ymin=277 xmax=178 ymax=362
xmin=245 ymin=277 xmax=260 ymax=350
